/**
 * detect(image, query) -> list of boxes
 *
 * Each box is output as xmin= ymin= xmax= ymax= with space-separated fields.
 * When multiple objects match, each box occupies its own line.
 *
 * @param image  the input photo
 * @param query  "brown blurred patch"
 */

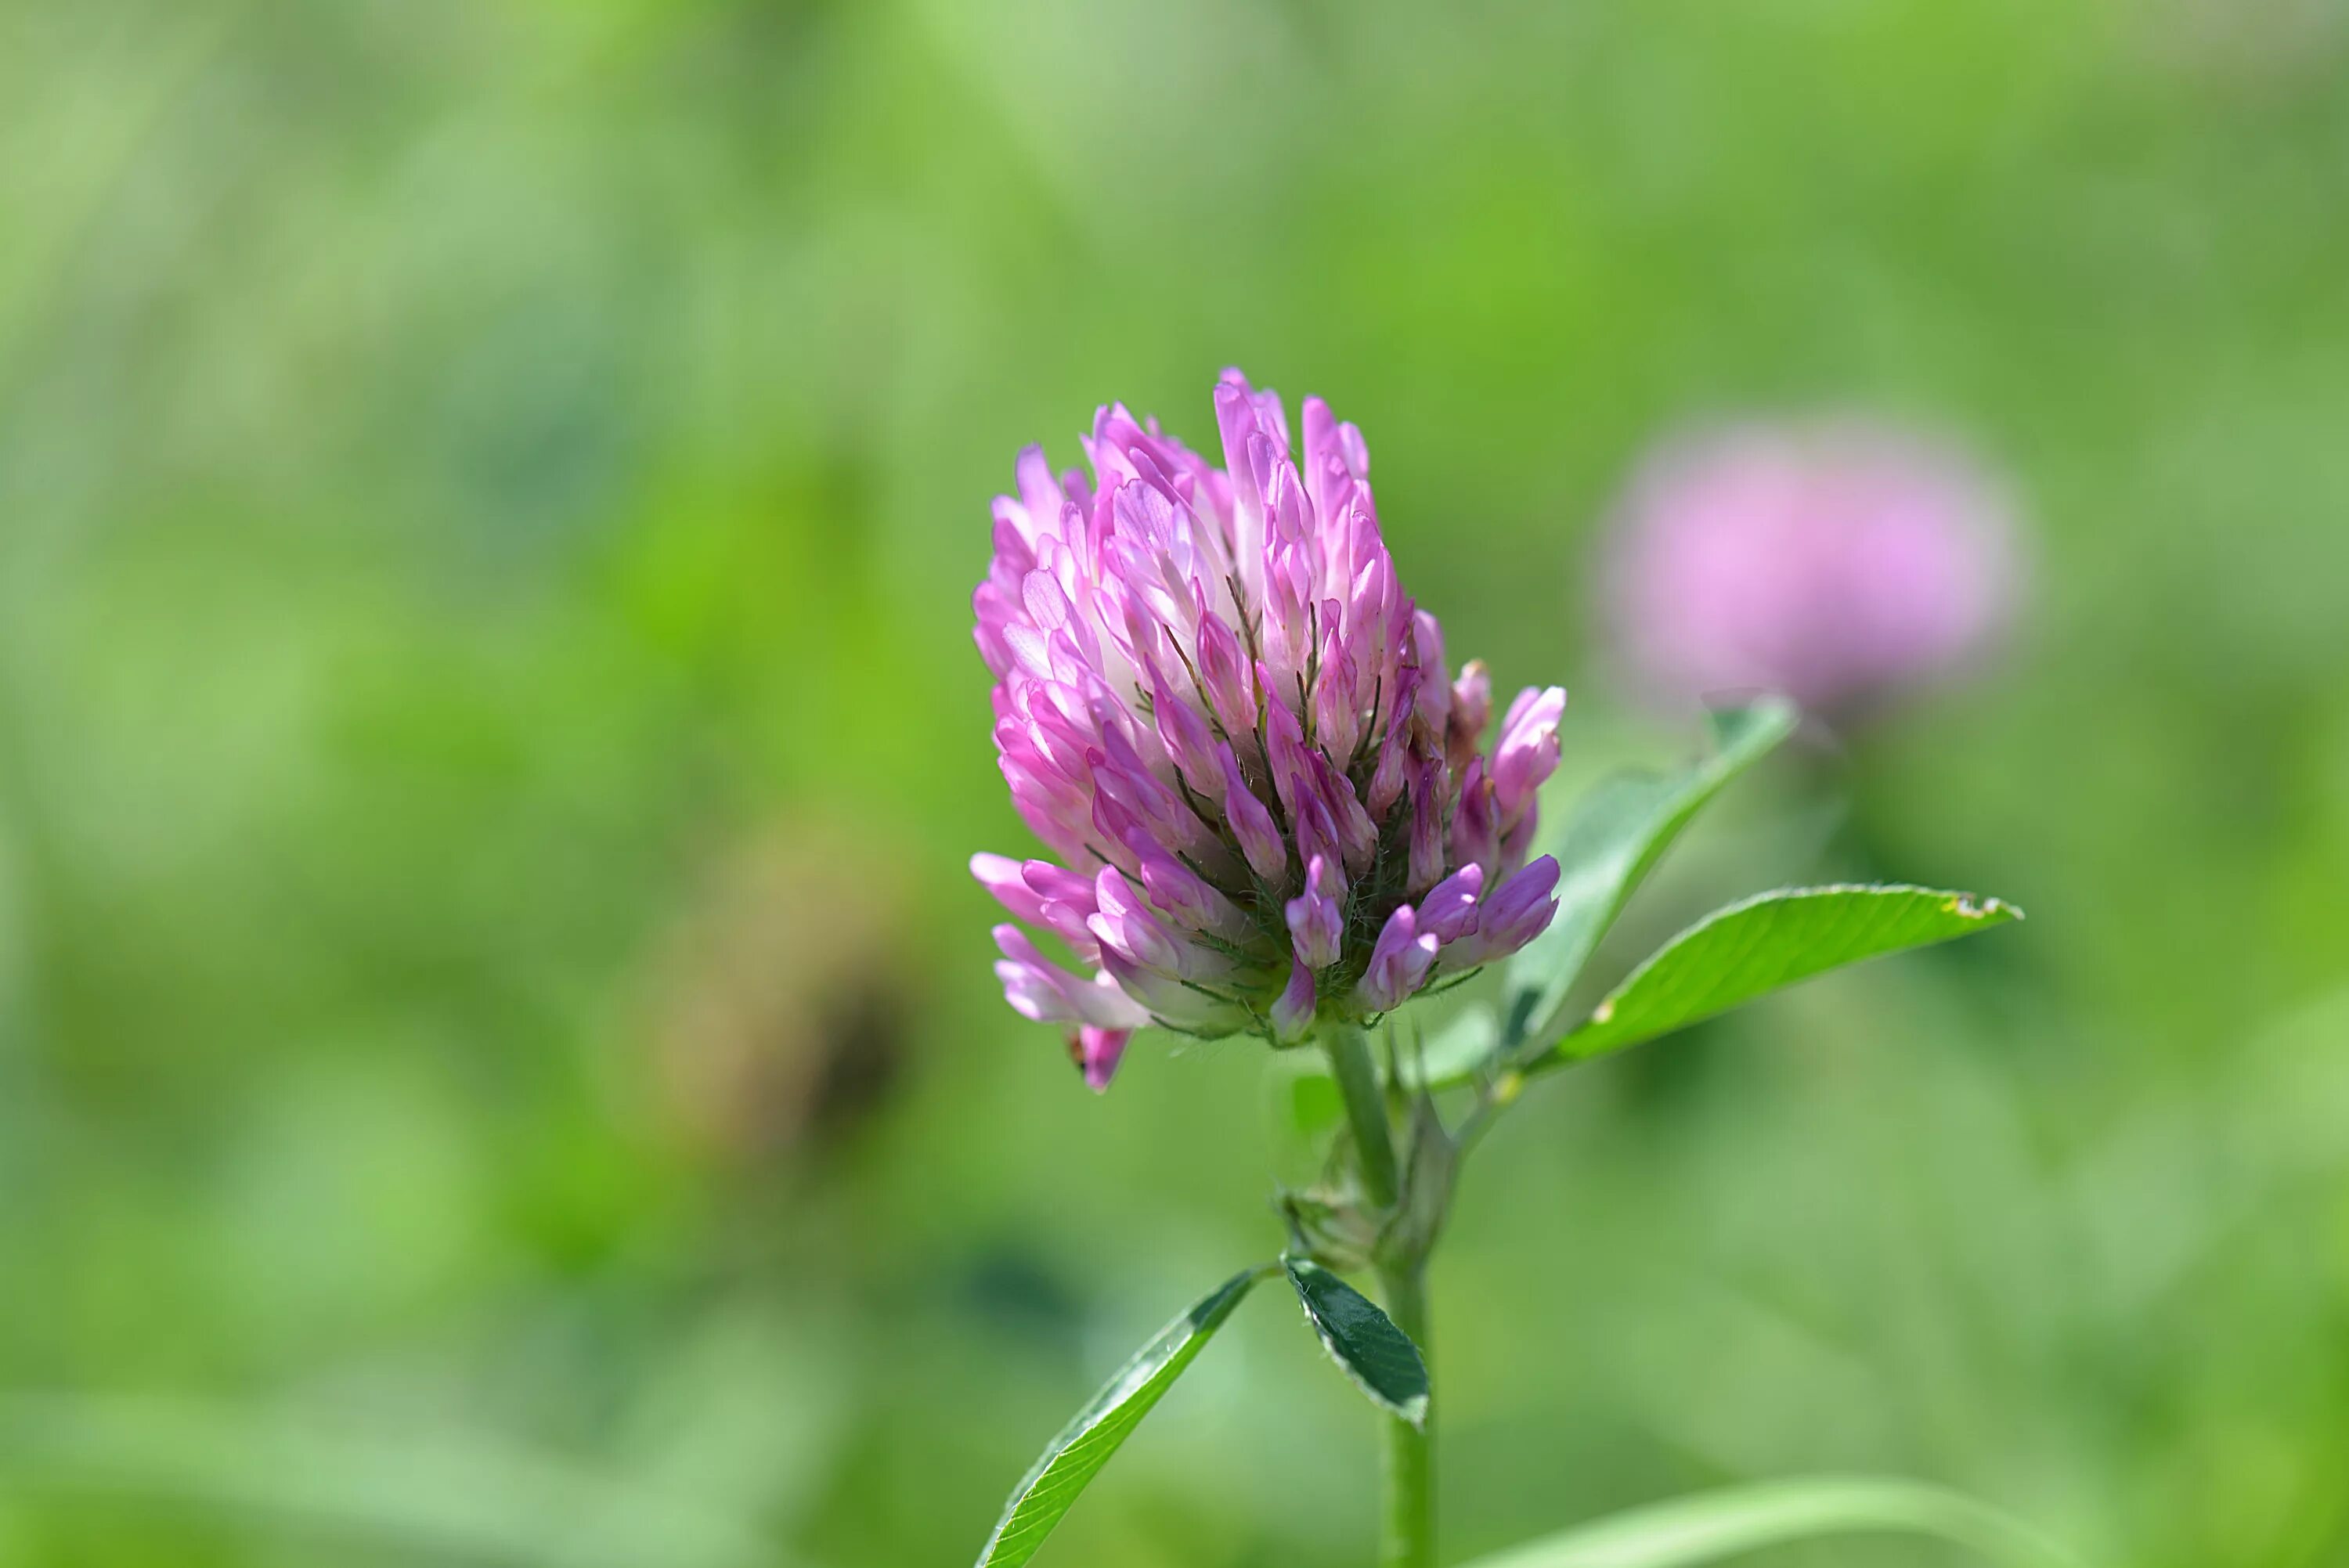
xmin=644 ymin=815 xmax=918 ymax=1170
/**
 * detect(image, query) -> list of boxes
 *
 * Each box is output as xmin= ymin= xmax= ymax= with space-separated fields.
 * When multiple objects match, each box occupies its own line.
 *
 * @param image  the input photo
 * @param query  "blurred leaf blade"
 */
xmin=0 ymin=1395 xmax=778 ymax=1568
xmin=1282 ymin=1257 xmax=1429 ymax=1427
xmin=976 ymin=1266 xmax=1269 ymax=1567
xmin=1500 ymin=699 xmax=1799 ymax=1060
xmin=1399 ymin=1004 xmax=1499 ymax=1090
xmin=1264 ymin=1051 xmax=1348 ymax=1162
xmin=1452 ymin=1475 xmax=2084 ymax=1568
xmin=1538 ymin=885 xmax=2022 ymax=1069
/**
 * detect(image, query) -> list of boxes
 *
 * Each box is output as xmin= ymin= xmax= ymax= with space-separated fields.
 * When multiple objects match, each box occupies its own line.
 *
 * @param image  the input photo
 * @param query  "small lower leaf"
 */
xmin=1534 ymin=884 xmax=2022 ymax=1070
xmin=975 ymin=1267 xmax=1268 ymax=1568
xmin=1283 ymin=1258 xmax=1430 ymax=1428
xmin=1451 ymin=1475 xmax=2084 ymax=1568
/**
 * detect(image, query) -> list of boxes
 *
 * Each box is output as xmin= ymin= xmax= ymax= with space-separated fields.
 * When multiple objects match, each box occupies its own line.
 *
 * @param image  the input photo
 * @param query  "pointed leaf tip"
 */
xmin=973 ymin=1266 xmax=1268 ymax=1568
xmin=1536 ymin=883 xmax=2024 ymax=1069
xmin=1283 ymin=1257 xmax=1430 ymax=1427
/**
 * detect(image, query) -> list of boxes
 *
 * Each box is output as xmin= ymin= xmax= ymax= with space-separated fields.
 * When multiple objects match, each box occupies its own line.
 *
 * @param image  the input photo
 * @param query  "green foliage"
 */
xmin=1452 ymin=1476 xmax=2083 ymax=1568
xmin=975 ymin=1268 xmax=1268 ymax=1568
xmin=1282 ymin=1259 xmax=1431 ymax=1429
xmin=1535 ymin=885 xmax=2023 ymax=1069
xmin=1401 ymin=1004 xmax=1499 ymax=1090
xmin=1502 ymin=701 xmax=1800 ymax=1054
xmin=3 ymin=2 xmax=2345 ymax=1565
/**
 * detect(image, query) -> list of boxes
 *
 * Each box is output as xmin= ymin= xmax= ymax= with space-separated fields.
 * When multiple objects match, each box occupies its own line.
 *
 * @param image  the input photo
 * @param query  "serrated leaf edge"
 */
xmin=1282 ymin=1257 xmax=1430 ymax=1429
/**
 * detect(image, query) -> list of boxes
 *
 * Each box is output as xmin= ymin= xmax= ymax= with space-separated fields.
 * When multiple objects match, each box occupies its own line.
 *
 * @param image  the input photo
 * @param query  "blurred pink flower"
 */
xmin=972 ymin=371 xmax=1564 ymax=1089
xmin=1601 ymin=422 xmax=2020 ymax=721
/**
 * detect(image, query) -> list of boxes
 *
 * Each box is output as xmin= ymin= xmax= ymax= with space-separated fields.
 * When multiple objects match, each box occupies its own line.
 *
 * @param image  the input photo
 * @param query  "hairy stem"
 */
xmin=1324 ymin=1022 xmax=1399 ymax=1209
xmin=1377 ymin=1257 xmax=1433 ymax=1568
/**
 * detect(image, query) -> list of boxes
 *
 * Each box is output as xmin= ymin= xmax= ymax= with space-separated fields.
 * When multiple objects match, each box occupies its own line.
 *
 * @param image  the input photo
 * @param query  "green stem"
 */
xmin=1322 ymin=1023 xmax=1434 ymax=1567
xmin=1377 ymin=1258 xmax=1433 ymax=1568
xmin=1324 ymin=1023 xmax=1399 ymax=1209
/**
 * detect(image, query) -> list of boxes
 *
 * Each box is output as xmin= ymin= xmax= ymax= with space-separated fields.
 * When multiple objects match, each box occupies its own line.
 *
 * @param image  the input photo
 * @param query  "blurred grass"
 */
xmin=2 ymin=1 xmax=2347 ymax=1564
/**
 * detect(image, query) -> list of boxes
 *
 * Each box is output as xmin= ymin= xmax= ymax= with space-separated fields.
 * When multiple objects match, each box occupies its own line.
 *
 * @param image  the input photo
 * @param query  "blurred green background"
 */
xmin=5 ymin=1 xmax=2348 ymax=1564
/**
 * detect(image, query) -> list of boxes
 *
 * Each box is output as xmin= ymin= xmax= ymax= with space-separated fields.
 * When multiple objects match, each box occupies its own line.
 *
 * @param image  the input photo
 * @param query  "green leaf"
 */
xmin=975 ymin=1267 xmax=1268 ymax=1568
xmin=1451 ymin=1475 xmax=2084 ymax=1568
xmin=1282 ymin=1258 xmax=1429 ymax=1427
xmin=1535 ymin=884 xmax=2022 ymax=1069
xmin=1398 ymin=1004 xmax=1497 ymax=1090
xmin=1264 ymin=1051 xmax=1347 ymax=1149
xmin=1499 ymin=699 xmax=1799 ymax=1060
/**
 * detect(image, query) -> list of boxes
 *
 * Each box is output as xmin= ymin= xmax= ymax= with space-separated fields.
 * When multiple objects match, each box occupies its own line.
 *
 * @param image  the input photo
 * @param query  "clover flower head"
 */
xmin=973 ymin=371 xmax=1564 ymax=1089
xmin=1604 ymin=421 xmax=2019 ymax=721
